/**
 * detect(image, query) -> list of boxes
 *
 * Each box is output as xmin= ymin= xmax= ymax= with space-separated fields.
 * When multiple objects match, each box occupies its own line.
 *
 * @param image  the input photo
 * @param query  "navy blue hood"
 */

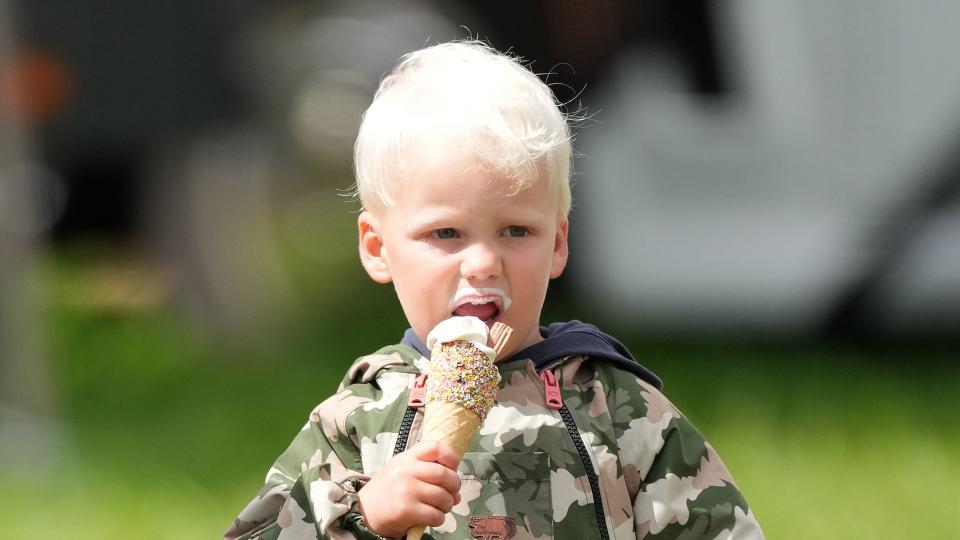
xmin=401 ymin=320 xmax=662 ymax=390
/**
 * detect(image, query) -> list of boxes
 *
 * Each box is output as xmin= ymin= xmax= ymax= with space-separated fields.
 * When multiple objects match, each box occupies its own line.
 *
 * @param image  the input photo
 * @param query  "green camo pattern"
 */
xmin=225 ymin=344 xmax=764 ymax=539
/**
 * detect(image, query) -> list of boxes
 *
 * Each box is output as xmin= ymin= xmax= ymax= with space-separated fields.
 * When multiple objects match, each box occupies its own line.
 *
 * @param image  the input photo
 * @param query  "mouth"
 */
xmin=452 ymin=301 xmax=501 ymax=327
xmin=449 ymin=289 xmax=509 ymax=327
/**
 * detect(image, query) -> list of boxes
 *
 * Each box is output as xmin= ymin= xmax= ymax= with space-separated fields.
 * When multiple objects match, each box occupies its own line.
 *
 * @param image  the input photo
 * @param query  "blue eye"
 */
xmin=433 ymin=228 xmax=458 ymax=239
xmin=504 ymin=226 xmax=528 ymax=237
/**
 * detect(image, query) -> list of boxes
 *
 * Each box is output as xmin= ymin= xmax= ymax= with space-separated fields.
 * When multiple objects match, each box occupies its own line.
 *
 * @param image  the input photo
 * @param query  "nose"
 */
xmin=460 ymin=241 xmax=502 ymax=281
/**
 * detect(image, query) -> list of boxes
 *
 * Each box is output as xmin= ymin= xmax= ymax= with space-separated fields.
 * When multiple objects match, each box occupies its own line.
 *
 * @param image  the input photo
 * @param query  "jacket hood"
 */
xmin=401 ymin=320 xmax=662 ymax=390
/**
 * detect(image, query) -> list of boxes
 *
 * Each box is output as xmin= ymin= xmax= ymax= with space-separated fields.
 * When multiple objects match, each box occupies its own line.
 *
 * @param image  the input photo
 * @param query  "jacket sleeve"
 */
xmin=223 ymin=389 xmax=384 ymax=540
xmin=615 ymin=378 xmax=765 ymax=539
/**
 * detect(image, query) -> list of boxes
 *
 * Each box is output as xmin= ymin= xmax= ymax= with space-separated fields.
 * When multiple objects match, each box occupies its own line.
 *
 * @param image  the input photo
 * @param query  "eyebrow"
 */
xmin=403 ymin=208 xmax=459 ymax=233
xmin=411 ymin=207 xmax=551 ymax=230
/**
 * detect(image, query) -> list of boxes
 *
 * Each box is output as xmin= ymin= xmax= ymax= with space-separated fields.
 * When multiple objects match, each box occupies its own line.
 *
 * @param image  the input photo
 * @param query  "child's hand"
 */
xmin=357 ymin=440 xmax=462 ymax=537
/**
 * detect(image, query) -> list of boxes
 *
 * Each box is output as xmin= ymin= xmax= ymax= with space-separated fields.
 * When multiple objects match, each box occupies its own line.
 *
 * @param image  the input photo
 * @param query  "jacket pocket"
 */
xmin=428 ymin=451 xmax=553 ymax=540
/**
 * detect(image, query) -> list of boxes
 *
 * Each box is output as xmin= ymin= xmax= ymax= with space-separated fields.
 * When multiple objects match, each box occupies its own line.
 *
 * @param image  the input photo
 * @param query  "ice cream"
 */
xmin=406 ymin=316 xmax=510 ymax=540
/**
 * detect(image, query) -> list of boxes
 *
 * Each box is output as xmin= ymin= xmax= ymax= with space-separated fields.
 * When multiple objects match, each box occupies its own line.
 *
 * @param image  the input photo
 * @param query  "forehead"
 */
xmin=392 ymin=145 xmax=549 ymax=209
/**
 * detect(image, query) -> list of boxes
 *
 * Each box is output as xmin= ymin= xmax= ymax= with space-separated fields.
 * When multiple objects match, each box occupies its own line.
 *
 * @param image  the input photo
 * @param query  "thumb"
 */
xmin=412 ymin=440 xmax=460 ymax=470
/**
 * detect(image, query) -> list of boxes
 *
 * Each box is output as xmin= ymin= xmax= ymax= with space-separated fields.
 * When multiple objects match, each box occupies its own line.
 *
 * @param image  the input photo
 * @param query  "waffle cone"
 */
xmin=419 ymin=400 xmax=482 ymax=459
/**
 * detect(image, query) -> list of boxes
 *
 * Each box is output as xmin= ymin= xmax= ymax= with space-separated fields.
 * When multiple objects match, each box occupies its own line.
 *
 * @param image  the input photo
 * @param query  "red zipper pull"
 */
xmin=539 ymin=369 xmax=563 ymax=409
xmin=408 ymin=373 xmax=427 ymax=407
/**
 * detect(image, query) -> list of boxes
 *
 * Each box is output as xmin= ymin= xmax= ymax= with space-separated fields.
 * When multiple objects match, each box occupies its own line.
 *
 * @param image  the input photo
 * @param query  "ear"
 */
xmin=550 ymin=216 xmax=569 ymax=279
xmin=358 ymin=211 xmax=392 ymax=284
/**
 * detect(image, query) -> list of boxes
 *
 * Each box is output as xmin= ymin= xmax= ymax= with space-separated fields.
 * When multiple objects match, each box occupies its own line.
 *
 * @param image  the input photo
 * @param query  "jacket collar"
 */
xmin=401 ymin=320 xmax=661 ymax=389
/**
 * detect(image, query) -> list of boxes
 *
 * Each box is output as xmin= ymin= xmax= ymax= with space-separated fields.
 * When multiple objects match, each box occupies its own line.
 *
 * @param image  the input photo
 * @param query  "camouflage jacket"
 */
xmin=225 ymin=322 xmax=764 ymax=539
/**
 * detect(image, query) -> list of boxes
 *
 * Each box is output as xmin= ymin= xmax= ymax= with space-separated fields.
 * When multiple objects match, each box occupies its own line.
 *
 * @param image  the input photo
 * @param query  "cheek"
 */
xmin=521 ymin=248 xmax=555 ymax=279
xmin=396 ymin=259 xmax=457 ymax=298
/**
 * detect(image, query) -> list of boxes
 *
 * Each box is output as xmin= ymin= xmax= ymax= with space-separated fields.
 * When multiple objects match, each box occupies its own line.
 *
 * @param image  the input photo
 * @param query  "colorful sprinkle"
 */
xmin=427 ymin=340 xmax=500 ymax=419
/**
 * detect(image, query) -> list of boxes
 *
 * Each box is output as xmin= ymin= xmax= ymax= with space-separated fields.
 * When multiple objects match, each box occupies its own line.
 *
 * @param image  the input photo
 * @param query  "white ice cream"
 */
xmin=426 ymin=316 xmax=497 ymax=363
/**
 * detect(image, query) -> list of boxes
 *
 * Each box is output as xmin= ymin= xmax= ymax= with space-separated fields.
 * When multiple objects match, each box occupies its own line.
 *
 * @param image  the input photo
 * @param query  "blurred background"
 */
xmin=1 ymin=0 xmax=958 ymax=538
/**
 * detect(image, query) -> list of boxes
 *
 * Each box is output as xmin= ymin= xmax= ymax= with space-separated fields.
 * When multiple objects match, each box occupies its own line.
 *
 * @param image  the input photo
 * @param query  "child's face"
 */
xmin=358 ymin=148 xmax=569 ymax=358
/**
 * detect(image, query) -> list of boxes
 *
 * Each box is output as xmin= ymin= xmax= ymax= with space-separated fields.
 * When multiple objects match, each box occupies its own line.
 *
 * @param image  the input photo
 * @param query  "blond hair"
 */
xmin=353 ymin=40 xmax=573 ymax=215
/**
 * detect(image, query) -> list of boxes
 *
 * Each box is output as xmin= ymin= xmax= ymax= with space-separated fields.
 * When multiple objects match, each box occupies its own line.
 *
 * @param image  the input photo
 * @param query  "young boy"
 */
xmin=225 ymin=41 xmax=764 ymax=540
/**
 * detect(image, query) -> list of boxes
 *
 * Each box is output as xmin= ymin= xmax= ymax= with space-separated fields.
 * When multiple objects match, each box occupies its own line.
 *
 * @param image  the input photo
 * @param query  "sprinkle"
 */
xmin=426 ymin=340 xmax=500 ymax=419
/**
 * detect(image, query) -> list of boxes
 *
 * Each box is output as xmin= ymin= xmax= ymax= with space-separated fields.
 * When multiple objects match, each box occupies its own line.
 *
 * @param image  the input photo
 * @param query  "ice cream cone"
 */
xmin=405 ymin=318 xmax=510 ymax=540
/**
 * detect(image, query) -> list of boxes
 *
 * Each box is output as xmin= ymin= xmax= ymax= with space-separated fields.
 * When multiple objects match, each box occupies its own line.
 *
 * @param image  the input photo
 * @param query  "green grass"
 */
xmin=636 ymin=344 xmax=960 ymax=539
xmin=1 ymin=252 xmax=957 ymax=539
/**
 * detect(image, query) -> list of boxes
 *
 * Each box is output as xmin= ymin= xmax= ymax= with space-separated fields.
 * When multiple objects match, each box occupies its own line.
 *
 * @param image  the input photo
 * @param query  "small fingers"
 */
xmin=359 ymin=484 xmax=448 ymax=536
xmin=416 ymin=482 xmax=458 ymax=514
xmin=410 ymin=460 xmax=461 ymax=495
xmin=411 ymin=440 xmax=460 ymax=471
xmin=412 ymin=503 xmax=447 ymax=528
xmin=432 ymin=441 xmax=461 ymax=471
xmin=411 ymin=440 xmax=443 ymax=462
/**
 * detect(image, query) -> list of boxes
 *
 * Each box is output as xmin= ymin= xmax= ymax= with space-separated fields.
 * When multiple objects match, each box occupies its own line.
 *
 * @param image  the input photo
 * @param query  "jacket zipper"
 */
xmin=394 ymin=374 xmax=427 ymax=455
xmin=393 ymin=406 xmax=418 ymax=456
xmin=540 ymin=368 xmax=610 ymax=540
